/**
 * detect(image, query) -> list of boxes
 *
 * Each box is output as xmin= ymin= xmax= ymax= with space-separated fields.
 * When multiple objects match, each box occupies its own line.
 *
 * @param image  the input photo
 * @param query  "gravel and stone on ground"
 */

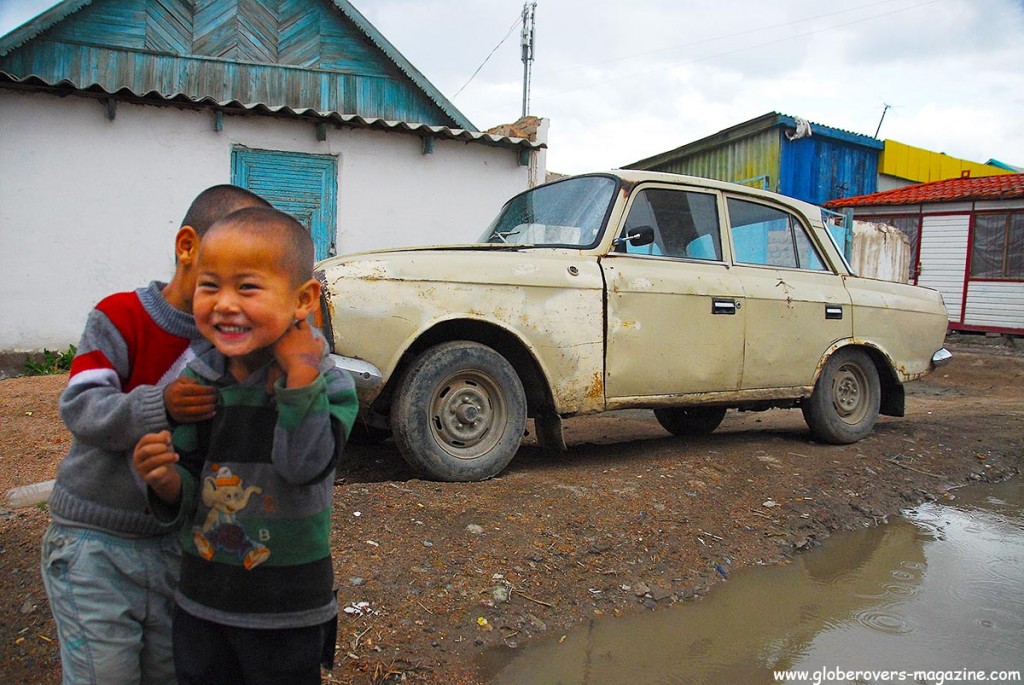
xmin=1 ymin=334 xmax=1021 ymax=684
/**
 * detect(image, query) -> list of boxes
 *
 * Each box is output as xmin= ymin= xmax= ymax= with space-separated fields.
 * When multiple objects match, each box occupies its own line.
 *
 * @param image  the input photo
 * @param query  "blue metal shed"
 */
xmin=625 ymin=112 xmax=884 ymax=207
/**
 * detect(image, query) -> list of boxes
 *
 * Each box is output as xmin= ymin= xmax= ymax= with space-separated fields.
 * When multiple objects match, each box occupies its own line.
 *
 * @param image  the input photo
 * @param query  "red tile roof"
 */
xmin=825 ymin=173 xmax=1024 ymax=208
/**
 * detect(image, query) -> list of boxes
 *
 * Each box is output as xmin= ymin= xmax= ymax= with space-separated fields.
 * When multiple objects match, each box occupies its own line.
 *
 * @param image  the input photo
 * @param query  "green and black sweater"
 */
xmin=156 ymin=339 xmax=358 ymax=630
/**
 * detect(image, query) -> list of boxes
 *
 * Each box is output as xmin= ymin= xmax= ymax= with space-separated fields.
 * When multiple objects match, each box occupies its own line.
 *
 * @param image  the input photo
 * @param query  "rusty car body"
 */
xmin=317 ymin=171 xmax=951 ymax=481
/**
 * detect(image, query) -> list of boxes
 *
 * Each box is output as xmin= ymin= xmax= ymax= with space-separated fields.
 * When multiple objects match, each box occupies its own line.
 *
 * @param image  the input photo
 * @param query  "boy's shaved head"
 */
xmin=207 ymin=206 xmax=314 ymax=284
xmin=181 ymin=185 xmax=270 ymax=236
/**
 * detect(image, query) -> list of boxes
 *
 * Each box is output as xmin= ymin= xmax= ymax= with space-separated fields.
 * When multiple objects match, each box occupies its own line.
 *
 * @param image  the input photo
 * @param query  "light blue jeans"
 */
xmin=40 ymin=523 xmax=181 ymax=685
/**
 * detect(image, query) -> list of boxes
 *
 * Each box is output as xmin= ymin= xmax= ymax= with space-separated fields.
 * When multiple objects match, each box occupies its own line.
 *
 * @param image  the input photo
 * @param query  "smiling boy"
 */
xmin=133 ymin=206 xmax=358 ymax=684
xmin=42 ymin=184 xmax=269 ymax=685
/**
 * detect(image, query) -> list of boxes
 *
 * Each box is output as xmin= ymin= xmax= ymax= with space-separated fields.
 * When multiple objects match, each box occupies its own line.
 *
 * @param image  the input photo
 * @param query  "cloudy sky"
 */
xmin=3 ymin=0 xmax=1023 ymax=175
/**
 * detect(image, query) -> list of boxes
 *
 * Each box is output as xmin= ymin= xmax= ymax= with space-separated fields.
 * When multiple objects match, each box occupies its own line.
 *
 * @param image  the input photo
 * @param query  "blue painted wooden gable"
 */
xmin=0 ymin=0 xmax=472 ymax=129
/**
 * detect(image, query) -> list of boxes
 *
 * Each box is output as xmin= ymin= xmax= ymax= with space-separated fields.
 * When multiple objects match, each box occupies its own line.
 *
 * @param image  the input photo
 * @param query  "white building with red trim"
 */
xmin=827 ymin=174 xmax=1024 ymax=335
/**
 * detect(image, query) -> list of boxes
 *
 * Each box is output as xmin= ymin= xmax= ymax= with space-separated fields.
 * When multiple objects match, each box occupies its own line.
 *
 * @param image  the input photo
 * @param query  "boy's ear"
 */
xmin=294 ymin=278 xmax=322 ymax=321
xmin=175 ymin=226 xmax=199 ymax=264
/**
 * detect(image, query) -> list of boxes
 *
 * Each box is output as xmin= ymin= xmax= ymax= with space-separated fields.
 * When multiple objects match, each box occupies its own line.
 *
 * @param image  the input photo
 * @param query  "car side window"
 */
xmin=727 ymin=198 xmax=827 ymax=270
xmin=619 ymin=189 xmax=722 ymax=260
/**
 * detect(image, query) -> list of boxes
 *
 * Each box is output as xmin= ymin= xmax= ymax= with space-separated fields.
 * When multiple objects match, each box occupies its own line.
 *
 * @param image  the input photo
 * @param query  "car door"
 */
xmin=603 ymin=184 xmax=746 ymax=401
xmin=724 ymin=196 xmax=852 ymax=390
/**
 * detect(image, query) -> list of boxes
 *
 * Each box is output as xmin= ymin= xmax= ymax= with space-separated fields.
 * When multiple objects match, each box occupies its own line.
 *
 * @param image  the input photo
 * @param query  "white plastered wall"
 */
xmin=850 ymin=221 xmax=911 ymax=283
xmin=0 ymin=89 xmax=533 ymax=352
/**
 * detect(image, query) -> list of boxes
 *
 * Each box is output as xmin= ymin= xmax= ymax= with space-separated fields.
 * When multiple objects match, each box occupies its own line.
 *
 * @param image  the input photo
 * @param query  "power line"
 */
xmin=550 ymin=0 xmax=942 ymax=95
xmin=452 ymin=10 xmax=523 ymax=99
xmin=540 ymin=0 xmax=907 ymax=77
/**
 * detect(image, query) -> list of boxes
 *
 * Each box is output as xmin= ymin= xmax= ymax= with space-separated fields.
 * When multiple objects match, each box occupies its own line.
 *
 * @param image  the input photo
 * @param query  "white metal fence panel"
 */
xmin=964 ymin=281 xmax=1024 ymax=330
xmin=918 ymin=214 xmax=969 ymax=321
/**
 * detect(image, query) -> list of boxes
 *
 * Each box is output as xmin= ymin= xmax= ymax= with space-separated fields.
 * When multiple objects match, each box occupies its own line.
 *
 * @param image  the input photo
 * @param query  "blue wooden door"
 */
xmin=231 ymin=148 xmax=338 ymax=261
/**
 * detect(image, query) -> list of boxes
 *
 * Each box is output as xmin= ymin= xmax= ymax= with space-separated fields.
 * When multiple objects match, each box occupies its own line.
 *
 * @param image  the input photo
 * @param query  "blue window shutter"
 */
xmin=231 ymin=148 xmax=338 ymax=260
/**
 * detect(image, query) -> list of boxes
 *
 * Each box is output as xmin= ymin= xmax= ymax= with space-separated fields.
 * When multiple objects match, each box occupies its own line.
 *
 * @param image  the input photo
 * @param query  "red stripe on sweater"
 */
xmin=95 ymin=291 xmax=192 ymax=391
xmin=69 ymin=349 xmax=114 ymax=376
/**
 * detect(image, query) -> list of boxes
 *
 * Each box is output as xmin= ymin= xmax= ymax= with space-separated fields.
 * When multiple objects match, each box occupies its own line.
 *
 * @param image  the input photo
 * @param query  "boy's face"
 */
xmin=194 ymin=225 xmax=309 ymax=371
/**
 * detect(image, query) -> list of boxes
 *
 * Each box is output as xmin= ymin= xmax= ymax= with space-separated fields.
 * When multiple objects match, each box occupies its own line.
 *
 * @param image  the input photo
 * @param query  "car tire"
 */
xmin=801 ymin=347 xmax=881 ymax=444
xmin=390 ymin=341 xmax=526 ymax=482
xmin=654 ymin=406 xmax=727 ymax=436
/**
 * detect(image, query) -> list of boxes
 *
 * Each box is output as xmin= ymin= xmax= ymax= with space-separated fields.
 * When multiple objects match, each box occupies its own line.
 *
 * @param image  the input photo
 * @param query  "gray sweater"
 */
xmin=49 ymin=281 xmax=200 ymax=537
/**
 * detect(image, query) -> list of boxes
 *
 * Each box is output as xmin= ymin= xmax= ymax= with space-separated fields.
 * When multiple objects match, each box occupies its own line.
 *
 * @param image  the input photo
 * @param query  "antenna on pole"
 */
xmin=874 ymin=102 xmax=891 ymax=139
xmin=521 ymin=2 xmax=537 ymax=117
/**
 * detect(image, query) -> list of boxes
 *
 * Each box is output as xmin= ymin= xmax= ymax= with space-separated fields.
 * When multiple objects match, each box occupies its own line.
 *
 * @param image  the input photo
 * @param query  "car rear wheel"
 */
xmin=391 ymin=341 xmax=526 ymax=482
xmin=654 ymin=406 xmax=727 ymax=436
xmin=802 ymin=347 xmax=880 ymax=444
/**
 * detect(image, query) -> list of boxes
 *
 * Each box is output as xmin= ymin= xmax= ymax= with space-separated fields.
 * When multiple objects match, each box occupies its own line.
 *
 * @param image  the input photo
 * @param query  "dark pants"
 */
xmin=172 ymin=607 xmax=337 ymax=685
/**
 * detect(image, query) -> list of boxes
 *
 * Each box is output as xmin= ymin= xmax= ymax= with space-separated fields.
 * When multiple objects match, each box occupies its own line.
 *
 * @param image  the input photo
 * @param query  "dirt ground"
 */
xmin=1 ymin=334 xmax=1022 ymax=684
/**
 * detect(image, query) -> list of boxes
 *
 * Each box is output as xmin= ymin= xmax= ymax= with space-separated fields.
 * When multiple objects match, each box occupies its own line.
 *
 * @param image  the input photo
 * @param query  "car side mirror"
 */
xmin=614 ymin=225 xmax=655 ymax=248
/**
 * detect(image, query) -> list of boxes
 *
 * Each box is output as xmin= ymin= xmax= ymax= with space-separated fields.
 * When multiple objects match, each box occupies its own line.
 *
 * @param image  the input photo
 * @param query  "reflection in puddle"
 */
xmin=482 ymin=480 xmax=1024 ymax=684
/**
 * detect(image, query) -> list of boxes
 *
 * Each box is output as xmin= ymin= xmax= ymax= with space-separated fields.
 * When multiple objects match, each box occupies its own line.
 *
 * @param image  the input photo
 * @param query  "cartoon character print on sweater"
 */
xmin=193 ymin=466 xmax=270 ymax=570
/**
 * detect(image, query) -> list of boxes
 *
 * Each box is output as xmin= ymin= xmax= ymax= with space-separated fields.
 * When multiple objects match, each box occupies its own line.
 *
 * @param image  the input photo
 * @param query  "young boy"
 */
xmin=133 ymin=206 xmax=358 ymax=684
xmin=42 ymin=185 xmax=271 ymax=684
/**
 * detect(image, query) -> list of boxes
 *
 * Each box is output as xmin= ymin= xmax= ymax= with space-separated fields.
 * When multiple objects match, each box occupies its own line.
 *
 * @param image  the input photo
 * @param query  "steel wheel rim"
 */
xmin=428 ymin=370 xmax=507 ymax=460
xmin=832 ymin=362 xmax=868 ymax=424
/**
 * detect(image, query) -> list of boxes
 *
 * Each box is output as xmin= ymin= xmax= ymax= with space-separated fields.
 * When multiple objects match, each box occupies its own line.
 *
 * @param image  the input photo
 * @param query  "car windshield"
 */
xmin=478 ymin=176 xmax=618 ymax=247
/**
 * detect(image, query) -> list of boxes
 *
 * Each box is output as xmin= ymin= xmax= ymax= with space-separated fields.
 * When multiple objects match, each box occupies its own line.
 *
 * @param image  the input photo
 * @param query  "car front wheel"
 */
xmin=390 ymin=341 xmax=526 ymax=482
xmin=654 ymin=406 xmax=727 ymax=436
xmin=802 ymin=347 xmax=880 ymax=444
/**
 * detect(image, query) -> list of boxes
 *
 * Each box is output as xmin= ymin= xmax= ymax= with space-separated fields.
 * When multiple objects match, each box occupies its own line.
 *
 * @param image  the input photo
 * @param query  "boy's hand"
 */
xmin=273 ymin=320 xmax=324 ymax=388
xmin=134 ymin=430 xmax=182 ymax=504
xmin=164 ymin=377 xmax=217 ymax=423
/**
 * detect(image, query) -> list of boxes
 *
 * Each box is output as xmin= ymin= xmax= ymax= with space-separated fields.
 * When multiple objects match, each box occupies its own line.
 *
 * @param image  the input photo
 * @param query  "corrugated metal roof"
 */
xmin=626 ymin=111 xmax=882 ymax=170
xmin=0 ymin=0 xmax=89 ymax=56
xmin=825 ymin=174 xmax=1024 ymax=208
xmin=0 ymin=0 xmax=475 ymax=131
xmin=624 ymin=111 xmax=882 ymax=206
xmin=987 ymin=158 xmax=1024 ymax=173
xmin=0 ymin=72 xmax=543 ymax=151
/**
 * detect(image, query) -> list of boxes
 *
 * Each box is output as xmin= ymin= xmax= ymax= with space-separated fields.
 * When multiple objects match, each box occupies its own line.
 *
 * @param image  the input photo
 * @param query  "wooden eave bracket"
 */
xmin=422 ymin=136 xmax=434 ymax=155
xmin=104 ymin=97 xmax=116 ymax=120
xmin=212 ymin=111 xmax=223 ymax=132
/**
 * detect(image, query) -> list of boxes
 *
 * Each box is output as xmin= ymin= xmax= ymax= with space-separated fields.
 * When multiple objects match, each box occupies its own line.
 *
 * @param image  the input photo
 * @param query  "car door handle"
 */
xmin=712 ymin=298 xmax=738 ymax=315
xmin=825 ymin=305 xmax=843 ymax=320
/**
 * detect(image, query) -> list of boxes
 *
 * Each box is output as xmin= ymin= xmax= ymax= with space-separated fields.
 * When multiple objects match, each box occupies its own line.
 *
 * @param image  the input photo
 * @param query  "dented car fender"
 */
xmin=319 ymin=249 xmax=607 ymax=414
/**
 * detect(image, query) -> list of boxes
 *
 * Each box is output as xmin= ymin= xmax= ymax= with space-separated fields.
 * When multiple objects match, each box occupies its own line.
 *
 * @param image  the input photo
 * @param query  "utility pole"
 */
xmin=521 ymin=2 xmax=537 ymax=117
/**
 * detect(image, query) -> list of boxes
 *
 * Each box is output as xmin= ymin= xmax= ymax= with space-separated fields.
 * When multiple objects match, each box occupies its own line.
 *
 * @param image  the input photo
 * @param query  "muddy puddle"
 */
xmin=480 ymin=478 xmax=1024 ymax=684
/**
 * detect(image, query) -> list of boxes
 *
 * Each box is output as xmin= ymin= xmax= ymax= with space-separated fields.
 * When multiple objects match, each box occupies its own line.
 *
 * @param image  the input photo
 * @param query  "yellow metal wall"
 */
xmin=880 ymin=140 xmax=1012 ymax=183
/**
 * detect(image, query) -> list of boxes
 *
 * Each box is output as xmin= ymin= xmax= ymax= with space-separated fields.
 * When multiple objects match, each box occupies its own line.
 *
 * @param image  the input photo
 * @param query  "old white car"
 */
xmin=317 ymin=171 xmax=951 ymax=481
